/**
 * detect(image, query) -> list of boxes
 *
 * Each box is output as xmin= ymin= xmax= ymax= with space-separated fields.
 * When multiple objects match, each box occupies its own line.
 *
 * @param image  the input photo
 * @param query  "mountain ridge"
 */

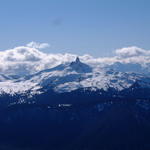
xmin=0 ymin=58 xmax=149 ymax=99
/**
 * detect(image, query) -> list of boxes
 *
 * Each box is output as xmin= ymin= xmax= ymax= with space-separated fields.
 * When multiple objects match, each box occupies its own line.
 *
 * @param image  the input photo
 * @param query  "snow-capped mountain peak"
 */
xmin=0 ymin=58 xmax=149 ymax=95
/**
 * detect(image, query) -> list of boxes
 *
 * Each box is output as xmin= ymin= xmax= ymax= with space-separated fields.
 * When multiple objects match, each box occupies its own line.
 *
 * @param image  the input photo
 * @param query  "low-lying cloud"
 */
xmin=0 ymin=42 xmax=150 ymax=76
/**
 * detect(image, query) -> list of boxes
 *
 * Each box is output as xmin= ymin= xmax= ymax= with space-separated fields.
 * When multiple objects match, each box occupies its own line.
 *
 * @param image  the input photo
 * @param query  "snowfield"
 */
xmin=0 ymin=57 xmax=150 ymax=95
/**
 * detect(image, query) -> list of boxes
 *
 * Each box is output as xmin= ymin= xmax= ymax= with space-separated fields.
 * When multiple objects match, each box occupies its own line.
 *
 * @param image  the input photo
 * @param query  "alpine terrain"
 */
xmin=0 ymin=53 xmax=150 ymax=150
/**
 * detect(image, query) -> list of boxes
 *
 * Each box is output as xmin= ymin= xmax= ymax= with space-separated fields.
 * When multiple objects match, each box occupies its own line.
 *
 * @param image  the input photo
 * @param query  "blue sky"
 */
xmin=0 ymin=0 xmax=150 ymax=57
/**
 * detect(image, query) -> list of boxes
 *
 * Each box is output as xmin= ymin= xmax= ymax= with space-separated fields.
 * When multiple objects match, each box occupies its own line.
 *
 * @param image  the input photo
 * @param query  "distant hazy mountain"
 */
xmin=107 ymin=62 xmax=150 ymax=74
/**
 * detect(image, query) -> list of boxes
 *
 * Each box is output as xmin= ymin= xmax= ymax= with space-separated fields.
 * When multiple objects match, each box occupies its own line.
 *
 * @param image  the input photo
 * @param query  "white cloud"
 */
xmin=26 ymin=41 xmax=50 ymax=49
xmin=0 ymin=43 xmax=150 ymax=76
xmin=0 ymin=44 xmax=78 ymax=76
xmin=115 ymin=46 xmax=150 ymax=58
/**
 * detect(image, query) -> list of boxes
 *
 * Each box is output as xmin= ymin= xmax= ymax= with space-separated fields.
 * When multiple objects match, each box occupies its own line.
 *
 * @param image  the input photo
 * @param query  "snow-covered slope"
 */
xmin=0 ymin=57 xmax=150 ymax=95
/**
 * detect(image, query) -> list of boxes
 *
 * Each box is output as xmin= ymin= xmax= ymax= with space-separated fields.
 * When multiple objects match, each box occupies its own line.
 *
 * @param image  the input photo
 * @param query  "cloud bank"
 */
xmin=0 ymin=42 xmax=150 ymax=76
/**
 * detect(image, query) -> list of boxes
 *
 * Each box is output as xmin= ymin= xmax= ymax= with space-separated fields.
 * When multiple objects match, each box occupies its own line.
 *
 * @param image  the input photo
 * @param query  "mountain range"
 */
xmin=0 ymin=57 xmax=150 ymax=96
xmin=0 ymin=55 xmax=150 ymax=150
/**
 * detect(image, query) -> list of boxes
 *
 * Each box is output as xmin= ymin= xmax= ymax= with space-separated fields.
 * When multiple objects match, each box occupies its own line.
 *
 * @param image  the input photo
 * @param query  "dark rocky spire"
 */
xmin=75 ymin=57 xmax=80 ymax=63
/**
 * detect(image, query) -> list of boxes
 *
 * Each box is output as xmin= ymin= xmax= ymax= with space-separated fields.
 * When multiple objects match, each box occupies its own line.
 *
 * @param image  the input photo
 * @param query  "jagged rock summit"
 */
xmin=69 ymin=57 xmax=92 ymax=73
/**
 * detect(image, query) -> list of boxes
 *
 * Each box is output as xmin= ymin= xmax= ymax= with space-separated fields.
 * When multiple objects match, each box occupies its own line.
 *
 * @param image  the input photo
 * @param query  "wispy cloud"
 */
xmin=26 ymin=41 xmax=50 ymax=49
